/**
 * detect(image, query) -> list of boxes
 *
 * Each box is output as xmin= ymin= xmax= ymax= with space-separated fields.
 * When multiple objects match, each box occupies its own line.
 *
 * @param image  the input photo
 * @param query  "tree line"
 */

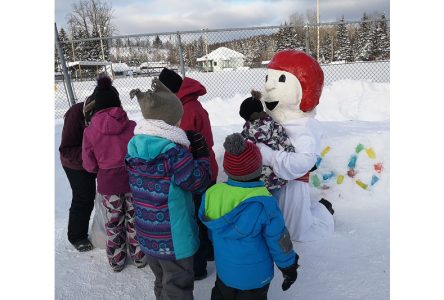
xmin=56 ymin=1 xmax=389 ymax=72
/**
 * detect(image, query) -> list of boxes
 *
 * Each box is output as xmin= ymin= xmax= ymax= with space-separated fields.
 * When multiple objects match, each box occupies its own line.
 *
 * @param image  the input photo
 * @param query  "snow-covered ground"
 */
xmin=55 ymin=76 xmax=389 ymax=299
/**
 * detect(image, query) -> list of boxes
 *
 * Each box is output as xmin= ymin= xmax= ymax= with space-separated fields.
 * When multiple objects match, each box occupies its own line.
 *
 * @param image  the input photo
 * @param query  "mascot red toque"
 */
xmin=267 ymin=50 xmax=324 ymax=112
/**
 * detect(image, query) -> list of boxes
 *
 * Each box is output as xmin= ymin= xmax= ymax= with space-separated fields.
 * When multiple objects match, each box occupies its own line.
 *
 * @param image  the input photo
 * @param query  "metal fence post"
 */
xmin=55 ymin=23 xmax=76 ymax=106
xmin=176 ymin=32 xmax=186 ymax=77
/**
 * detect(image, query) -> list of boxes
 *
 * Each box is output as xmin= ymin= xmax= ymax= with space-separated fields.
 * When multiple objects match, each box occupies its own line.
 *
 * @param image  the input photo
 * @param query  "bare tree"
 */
xmin=67 ymin=0 xmax=116 ymax=38
xmin=289 ymin=12 xmax=305 ymax=25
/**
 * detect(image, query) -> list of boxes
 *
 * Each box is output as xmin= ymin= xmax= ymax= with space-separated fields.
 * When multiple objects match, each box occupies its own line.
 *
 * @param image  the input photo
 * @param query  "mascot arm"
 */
xmin=257 ymin=142 xmax=317 ymax=180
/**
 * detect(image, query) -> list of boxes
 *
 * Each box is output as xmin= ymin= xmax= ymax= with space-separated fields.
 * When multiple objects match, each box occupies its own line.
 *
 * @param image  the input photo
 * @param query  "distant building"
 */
xmin=197 ymin=47 xmax=245 ymax=72
xmin=111 ymin=63 xmax=132 ymax=77
xmin=67 ymin=61 xmax=112 ymax=80
xmin=138 ymin=61 xmax=168 ymax=76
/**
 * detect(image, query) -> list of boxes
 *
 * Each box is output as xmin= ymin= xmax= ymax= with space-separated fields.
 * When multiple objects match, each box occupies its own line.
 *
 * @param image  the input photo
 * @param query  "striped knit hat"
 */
xmin=223 ymin=133 xmax=262 ymax=181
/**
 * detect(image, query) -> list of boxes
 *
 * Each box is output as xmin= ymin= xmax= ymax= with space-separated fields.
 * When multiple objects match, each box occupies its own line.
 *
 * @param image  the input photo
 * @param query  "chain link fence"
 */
xmin=55 ymin=19 xmax=389 ymax=119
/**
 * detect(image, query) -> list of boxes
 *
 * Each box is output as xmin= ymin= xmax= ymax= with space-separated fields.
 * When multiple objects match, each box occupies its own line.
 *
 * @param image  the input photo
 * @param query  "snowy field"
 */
xmin=55 ymin=71 xmax=389 ymax=299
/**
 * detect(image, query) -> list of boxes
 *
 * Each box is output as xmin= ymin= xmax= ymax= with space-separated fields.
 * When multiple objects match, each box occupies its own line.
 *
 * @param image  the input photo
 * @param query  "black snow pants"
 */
xmin=63 ymin=166 xmax=96 ymax=244
xmin=211 ymin=276 xmax=270 ymax=300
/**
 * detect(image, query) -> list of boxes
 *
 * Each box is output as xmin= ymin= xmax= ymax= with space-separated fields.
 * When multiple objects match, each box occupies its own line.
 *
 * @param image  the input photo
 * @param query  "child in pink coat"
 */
xmin=82 ymin=75 xmax=146 ymax=272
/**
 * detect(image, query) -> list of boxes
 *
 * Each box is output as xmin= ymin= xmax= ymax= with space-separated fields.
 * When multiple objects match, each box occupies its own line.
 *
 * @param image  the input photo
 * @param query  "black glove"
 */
xmin=279 ymin=255 xmax=299 ymax=291
xmin=185 ymin=130 xmax=210 ymax=159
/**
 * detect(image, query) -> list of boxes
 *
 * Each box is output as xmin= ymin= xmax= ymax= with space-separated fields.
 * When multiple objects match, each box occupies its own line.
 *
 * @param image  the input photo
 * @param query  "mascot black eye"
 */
xmin=279 ymin=74 xmax=286 ymax=82
xmin=265 ymin=75 xmax=268 ymax=82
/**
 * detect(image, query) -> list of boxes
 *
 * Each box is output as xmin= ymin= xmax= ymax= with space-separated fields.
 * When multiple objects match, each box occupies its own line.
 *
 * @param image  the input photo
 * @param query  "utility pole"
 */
xmin=317 ymin=0 xmax=320 ymax=60
xmin=98 ymin=26 xmax=106 ymax=61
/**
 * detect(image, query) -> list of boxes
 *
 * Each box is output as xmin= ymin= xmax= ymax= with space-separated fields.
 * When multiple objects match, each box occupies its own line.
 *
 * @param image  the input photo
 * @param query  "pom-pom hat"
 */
xmin=129 ymin=78 xmax=184 ymax=126
xmin=223 ymin=133 xmax=262 ymax=181
xmin=93 ymin=74 xmax=122 ymax=112
xmin=239 ymin=90 xmax=264 ymax=121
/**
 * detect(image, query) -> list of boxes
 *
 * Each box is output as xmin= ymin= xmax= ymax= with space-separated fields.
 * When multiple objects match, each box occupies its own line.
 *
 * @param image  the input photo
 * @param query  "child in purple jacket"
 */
xmin=82 ymin=75 xmax=146 ymax=272
xmin=59 ymin=99 xmax=96 ymax=252
xmin=240 ymin=90 xmax=295 ymax=200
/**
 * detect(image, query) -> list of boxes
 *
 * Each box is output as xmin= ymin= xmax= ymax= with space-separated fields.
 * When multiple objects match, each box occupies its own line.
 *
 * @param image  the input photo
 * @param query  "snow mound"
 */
xmin=316 ymin=79 xmax=390 ymax=122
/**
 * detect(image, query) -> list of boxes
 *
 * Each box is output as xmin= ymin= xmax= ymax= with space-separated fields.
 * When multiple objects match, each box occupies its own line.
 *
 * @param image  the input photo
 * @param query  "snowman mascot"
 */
xmin=257 ymin=49 xmax=334 ymax=242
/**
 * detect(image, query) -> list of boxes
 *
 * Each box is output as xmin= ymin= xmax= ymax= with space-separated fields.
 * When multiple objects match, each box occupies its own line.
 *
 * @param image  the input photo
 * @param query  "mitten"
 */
xmin=185 ymin=130 xmax=210 ymax=159
xmin=256 ymin=143 xmax=274 ymax=166
xmin=279 ymin=254 xmax=299 ymax=291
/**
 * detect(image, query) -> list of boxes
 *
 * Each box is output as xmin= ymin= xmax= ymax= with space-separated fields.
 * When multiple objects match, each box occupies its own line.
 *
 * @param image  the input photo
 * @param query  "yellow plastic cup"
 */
xmin=366 ymin=148 xmax=376 ymax=159
xmin=355 ymin=180 xmax=368 ymax=189
xmin=321 ymin=146 xmax=331 ymax=157
xmin=336 ymin=175 xmax=344 ymax=184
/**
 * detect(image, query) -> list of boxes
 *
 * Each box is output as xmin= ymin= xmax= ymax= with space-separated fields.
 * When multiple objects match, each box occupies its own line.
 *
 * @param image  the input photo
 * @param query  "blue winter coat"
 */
xmin=126 ymin=134 xmax=211 ymax=260
xmin=199 ymin=179 xmax=297 ymax=290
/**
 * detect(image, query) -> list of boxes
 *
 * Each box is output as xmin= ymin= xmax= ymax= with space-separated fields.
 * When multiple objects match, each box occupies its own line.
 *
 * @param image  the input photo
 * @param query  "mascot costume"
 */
xmin=257 ymin=50 xmax=335 ymax=242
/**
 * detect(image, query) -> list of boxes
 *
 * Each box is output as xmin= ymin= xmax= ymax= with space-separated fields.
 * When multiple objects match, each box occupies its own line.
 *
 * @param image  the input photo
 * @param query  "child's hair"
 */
xmin=83 ymin=95 xmax=96 ymax=125
xmin=239 ymin=90 xmax=264 ymax=121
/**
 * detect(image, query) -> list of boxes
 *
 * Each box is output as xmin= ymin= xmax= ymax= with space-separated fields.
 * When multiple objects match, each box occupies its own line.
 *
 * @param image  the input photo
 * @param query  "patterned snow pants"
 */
xmin=101 ymin=193 xmax=146 ymax=270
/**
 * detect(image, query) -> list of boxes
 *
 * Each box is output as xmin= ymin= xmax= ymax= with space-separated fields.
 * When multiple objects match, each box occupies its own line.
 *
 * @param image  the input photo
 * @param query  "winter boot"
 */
xmin=72 ymin=238 xmax=94 ymax=252
xmin=135 ymin=259 xmax=147 ymax=269
xmin=319 ymin=198 xmax=335 ymax=215
xmin=194 ymin=270 xmax=208 ymax=281
xmin=112 ymin=264 xmax=125 ymax=273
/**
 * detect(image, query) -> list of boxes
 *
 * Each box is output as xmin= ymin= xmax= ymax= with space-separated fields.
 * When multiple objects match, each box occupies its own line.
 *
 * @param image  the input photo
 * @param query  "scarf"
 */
xmin=134 ymin=119 xmax=190 ymax=148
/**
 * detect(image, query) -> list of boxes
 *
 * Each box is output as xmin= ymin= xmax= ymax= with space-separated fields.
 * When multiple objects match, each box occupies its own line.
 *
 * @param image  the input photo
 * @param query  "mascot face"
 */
xmin=263 ymin=68 xmax=303 ymax=124
xmin=262 ymin=50 xmax=324 ymax=124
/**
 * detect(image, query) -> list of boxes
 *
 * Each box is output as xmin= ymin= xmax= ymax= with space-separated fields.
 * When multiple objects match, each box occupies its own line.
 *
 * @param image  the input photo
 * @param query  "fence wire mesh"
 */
xmin=55 ymin=19 xmax=389 ymax=119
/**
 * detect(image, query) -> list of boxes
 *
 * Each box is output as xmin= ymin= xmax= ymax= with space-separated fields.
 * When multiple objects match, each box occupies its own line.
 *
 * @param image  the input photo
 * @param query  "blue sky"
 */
xmin=55 ymin=0 xmax=390 ymax=35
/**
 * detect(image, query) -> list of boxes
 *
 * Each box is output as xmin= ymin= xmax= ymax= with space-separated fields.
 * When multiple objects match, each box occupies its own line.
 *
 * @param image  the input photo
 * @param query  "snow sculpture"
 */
xmin=89 ymin=194 xmax=107 ymax=249
xmin=258 ymin=50 xmax=334 ymax=241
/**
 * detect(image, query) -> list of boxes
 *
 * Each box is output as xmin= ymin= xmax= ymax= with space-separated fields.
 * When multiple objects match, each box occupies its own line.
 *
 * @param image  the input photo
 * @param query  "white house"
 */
xmin=111 ymin=63 xmax=132 ymax=76
xmin=197 ymin=47 xmax=245 ymax=72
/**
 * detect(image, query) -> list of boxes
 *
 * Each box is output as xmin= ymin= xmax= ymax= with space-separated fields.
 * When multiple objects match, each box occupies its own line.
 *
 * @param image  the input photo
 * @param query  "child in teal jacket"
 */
xmin=127 ymin=79 xmax=211 ymax=300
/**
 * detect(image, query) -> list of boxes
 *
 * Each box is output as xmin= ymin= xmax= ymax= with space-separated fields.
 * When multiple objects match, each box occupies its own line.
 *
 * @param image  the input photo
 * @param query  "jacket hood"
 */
xmin=200 ymin=181 xmax=273 ymax=240
xmin=127 ymin=134 xmax=176 ymax=161
xmin=90 ymin=107 xmax=131 ymax=135
xmin=177 ymin=77 xmax=207 ymax=104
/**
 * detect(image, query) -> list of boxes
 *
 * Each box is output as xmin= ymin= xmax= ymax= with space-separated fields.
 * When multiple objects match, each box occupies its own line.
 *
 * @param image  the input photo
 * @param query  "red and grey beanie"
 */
xmin=268 ymin=50 xmax=324 ymax=112
xmin=223 ymin=133 xmax=262 ymax=181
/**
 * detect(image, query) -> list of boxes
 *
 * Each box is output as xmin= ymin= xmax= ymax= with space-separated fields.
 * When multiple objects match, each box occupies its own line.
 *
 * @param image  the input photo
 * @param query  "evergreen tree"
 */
xmin=86 ymin=26 xmax=102 ymax=61
xmin=183 ymin=42 xmax=194 ymax=68
xmin=55 ymin=45 xmax=60 ymax=72
xmin=371 ymin=13 xmax=390 ymax=60
xmin=275 ymin=22 xmax=302 ymax=51
xmin=275 ymin=25 xmax=287 ymax=51
xmin=194 ymin=36 xmax=206 ymax=67
xmin=354 ymin=13 xmax=373 ymax=61
xmin=153 ymin=35 xmax=162 ymax=48
xmin=319 ymin=33 xmax=333 ymax=63
xmin=71 ymin=26 xmax=86 ymax=61
xmin=334 ymin=16 xmax=352 ymax=62
xmin=58 ymin=28 xmax=72 ymax=62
